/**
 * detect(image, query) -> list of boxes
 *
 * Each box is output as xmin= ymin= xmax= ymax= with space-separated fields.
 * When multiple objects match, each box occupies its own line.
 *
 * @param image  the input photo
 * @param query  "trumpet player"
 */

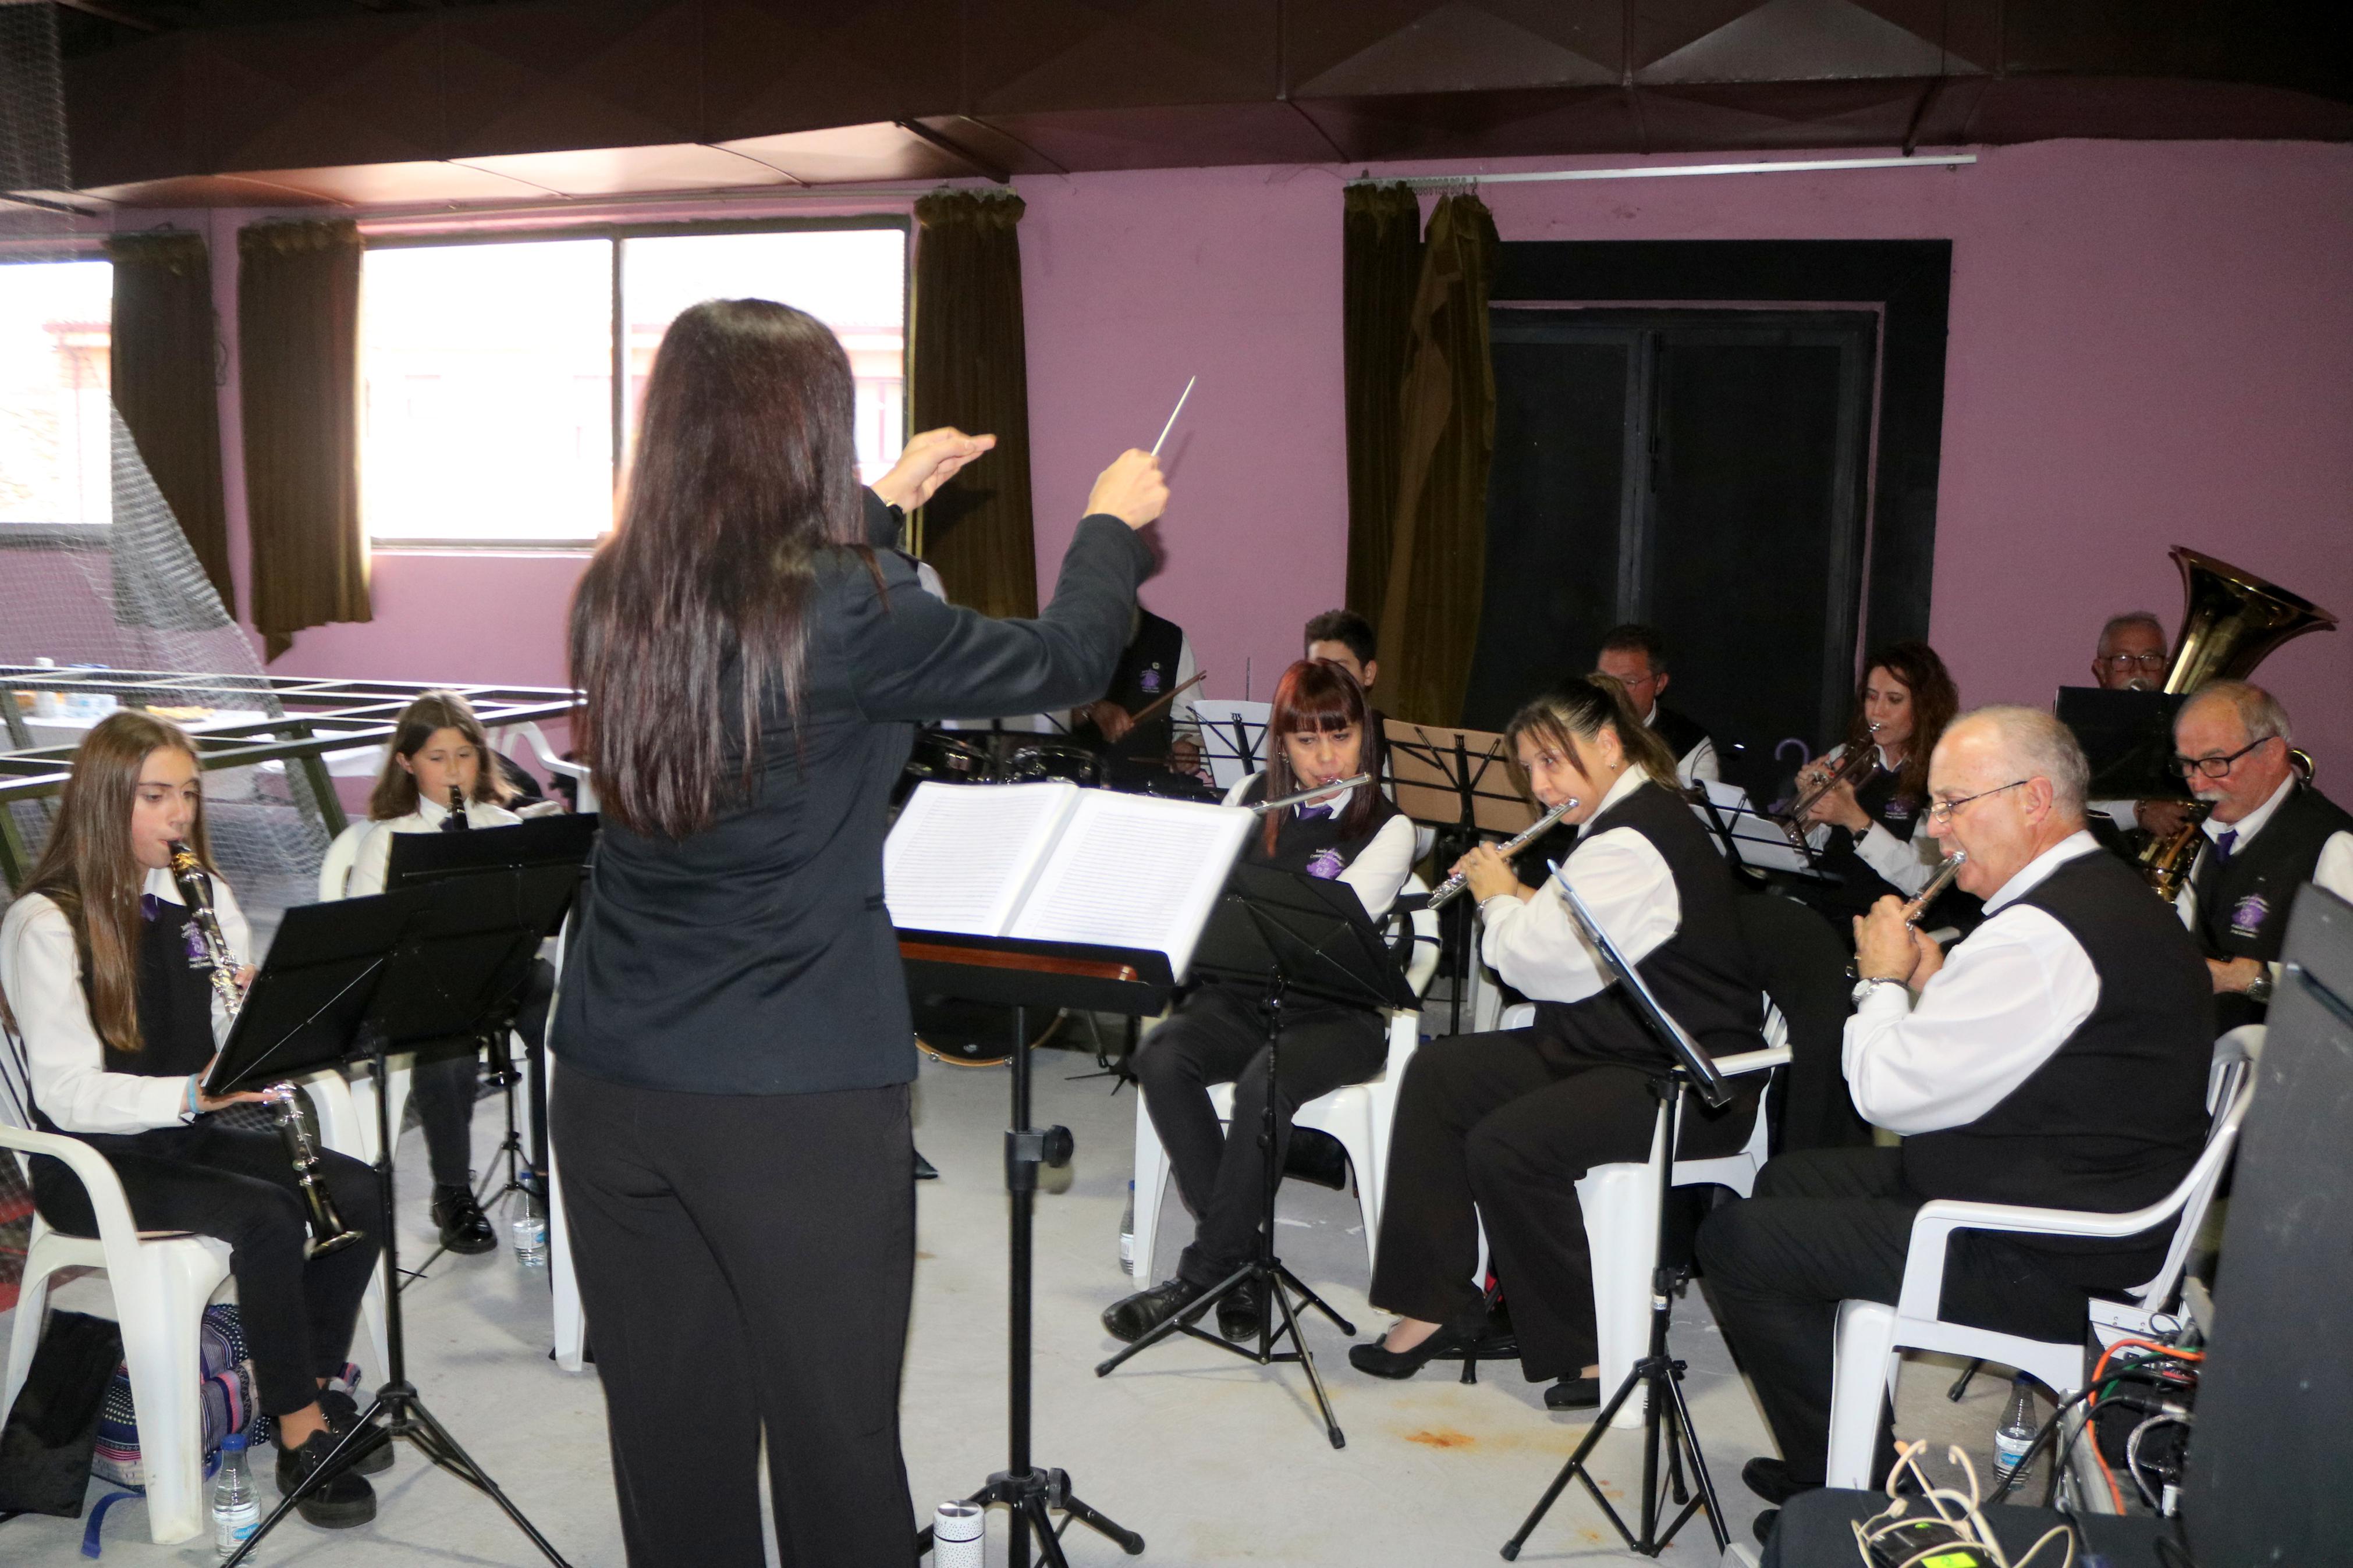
xmin=1350 ymin=675 xmax=1765 ymax=1410
xmin=2170 ymin=682 xmax=2353 ymax=1032
xmin=1793 ymin=642 xmax=1972 ymax=927
xmin=0 ymin=713 xmax=386 ymax=1527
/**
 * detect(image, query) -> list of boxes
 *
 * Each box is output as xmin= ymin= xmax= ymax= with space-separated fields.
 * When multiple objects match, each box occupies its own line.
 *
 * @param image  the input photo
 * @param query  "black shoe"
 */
xmin=1102 ymin=1278 xmax=1205 ymax=1343
xmin=1543 ymin=1376 xmax=1601 ymax=1410
xmin=275 ymin=1430 xmax=378 ymax=1528
xmin=1742 ymin=1456 xmax=1820 ymax=1507
xmin=1752 ymin=1508 xmax=1779 ymax=1546
xmin=913 ymin=1150 xmax=940 ymax=1181
xmin=1347 ymin=1321 xmax=1477 ymax=1380
xmin=315 ymin=1389 xmax=392 ymax=1476
xmin=1216 ymin=1278 xmax=1265 ymax=1343
xmin=430 ymin=1183 xmax=496 ymax=1255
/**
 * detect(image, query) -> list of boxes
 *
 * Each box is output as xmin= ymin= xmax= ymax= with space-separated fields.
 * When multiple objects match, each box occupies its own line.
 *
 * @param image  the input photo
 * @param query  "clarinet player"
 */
xmin=552 ymin=298 xmax=1169 ymax=1567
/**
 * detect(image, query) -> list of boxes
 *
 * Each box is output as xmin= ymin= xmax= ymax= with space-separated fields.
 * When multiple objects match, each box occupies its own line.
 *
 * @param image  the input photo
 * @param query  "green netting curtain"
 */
xmin=1376 ymin=192 xmax=1499 ymax=726
xmin=108 ymin=229 xmax=233 ymax=611
xmin=239 ymin=218 xmax=370 ymax=661
xmin=909 ymin=190 xmax=1038 ymax=620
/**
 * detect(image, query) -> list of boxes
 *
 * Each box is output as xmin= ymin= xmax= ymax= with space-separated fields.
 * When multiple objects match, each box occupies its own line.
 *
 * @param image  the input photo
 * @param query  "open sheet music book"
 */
xmin=884 ymin=782 xmax=1253 ymax=980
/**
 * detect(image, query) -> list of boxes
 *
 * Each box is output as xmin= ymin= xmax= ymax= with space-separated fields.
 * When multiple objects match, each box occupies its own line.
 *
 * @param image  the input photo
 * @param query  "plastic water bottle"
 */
xmin=511 ymin=1204 xmax=548 ymax=1268
xmin=211 ymin=1433 xmax=260 ymax=1558
xmin=1993 ymin=1374 xmax=2039 ymax=1482
xmin=1118 ymin=1181 xmax=1135 ymax=1272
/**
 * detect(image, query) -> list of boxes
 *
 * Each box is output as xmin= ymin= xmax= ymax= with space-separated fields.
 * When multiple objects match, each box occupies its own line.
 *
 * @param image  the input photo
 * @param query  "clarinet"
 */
xmin=1425 ymin=799 xmax=1578 ymax=909
xmin=442 ymin=782 xmax=470 ymax=830
xmin=166 ymin=842 xmax=363 ymax=1259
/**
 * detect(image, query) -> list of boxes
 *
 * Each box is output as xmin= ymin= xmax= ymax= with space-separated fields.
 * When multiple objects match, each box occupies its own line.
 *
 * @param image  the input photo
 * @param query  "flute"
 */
xmin=1905 ymin=852 xmax=1967 ymax=926
xmin=1249 ymin=773 xmax=1372 ymax=815
xmin=1426 ymin=799 xmax=1578 ymax=909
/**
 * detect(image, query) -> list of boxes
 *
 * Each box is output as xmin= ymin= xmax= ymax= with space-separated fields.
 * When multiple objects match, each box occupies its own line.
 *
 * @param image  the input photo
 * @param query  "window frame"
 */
xmin=360 ymin=214 xmax=913 ymax=553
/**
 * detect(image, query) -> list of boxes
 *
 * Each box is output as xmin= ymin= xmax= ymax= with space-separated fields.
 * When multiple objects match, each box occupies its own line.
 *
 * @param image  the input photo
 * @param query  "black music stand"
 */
xmin=1502 ymin=873 xmax=1736 ymax=1562
xmin=2055 ymin=687 xmax=2197 ymax=805
xmin=1093 ymin=864 xmax=1417 ymax=1447
xmin=897 ymin=930 xmax=1165 ymax=1568
xmin=210 ymin=869 xmax=579 ymax=1568
xmin=1384 ymin=720 xmax=1536 ymax=1032
xmin=386 ymin=815 xmax=597 ymax=1279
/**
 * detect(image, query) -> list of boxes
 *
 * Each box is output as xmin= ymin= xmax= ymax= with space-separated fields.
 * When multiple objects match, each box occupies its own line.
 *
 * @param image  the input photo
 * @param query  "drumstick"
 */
xmin=1151 ymin=376 xmax=1196 ymax=458
xmin=1120 ymin=669 xmax=1208 ymax=730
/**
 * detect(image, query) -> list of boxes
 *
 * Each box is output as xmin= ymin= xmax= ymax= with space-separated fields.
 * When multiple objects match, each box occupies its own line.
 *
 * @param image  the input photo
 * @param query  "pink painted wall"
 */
xmin=187 ymin=138 xmax=2353 ymax=776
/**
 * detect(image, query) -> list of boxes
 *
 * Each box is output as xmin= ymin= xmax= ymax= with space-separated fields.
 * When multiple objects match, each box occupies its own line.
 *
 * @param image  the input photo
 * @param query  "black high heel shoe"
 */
xmin=1347 ymin=1321 xmax=1478 ymax=1379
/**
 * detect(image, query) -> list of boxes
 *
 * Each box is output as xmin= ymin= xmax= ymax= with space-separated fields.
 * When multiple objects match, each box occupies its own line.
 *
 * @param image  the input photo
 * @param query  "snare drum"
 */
xmin=1003 ymin=742 xmax=1102 ymax=788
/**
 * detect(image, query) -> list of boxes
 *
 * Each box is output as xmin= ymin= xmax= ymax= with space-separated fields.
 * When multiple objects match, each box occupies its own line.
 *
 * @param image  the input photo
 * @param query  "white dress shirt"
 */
xmin=1804 ymin=743 xmax=1940 ymax=895
xmin=343 ymin=795 xmax=525 ymax=898
xmin=2173 ymin=775 xmax=2353 ymax=962
xmin=1641 ymin=702 xmax=1720 ymax=786
xmin=1221 ymin=774 xmax=1416 ymax=920
xmin=1478 ymin=767 xmax=1681 ymax=1004
xmin=1 ymin=867 xmax=251 ymax=1135
xmin=1843 ymin=832 xmax=2104 ymax=1135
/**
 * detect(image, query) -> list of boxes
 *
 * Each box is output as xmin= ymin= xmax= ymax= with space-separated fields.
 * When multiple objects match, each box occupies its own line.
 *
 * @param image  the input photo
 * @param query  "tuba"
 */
xmin=2136 ymin=549 xmax=2337 ymax=901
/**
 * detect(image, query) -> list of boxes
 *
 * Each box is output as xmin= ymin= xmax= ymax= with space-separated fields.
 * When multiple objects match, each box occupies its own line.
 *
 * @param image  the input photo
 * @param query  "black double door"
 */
xmin=1463 ymin=310 xmax=1878 ymax=800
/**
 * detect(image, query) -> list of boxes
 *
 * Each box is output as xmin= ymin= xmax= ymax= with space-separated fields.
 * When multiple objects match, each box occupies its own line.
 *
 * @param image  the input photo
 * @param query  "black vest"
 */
xmin=2192 ymin=783 xmax=2353 ymax=1030
xmin=1532 ymin=779 xmax=1764 ymax=1066
xmin=30 ymin=896 xmax=217 ymax=1135
xmin=1900 ymin=849 xmax=2213 ymax=1247
xmin=1648 ymin=705 xmax=1712 ymax=771
xmin=1076 ymin=608 xmax=1186 ymax=762
xmin=1238 ymin=774 xmax=1401 ymax=891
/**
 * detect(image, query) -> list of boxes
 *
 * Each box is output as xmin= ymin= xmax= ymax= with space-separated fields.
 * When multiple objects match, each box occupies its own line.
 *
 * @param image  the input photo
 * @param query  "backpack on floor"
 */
xmin=88 ymin=1304 xmax=266 ymax=1488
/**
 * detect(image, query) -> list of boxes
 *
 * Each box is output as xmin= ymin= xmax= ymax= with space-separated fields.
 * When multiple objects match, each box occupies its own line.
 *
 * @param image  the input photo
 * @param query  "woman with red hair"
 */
xmin=1103 ymin=659 xmax=1416 ymax=1347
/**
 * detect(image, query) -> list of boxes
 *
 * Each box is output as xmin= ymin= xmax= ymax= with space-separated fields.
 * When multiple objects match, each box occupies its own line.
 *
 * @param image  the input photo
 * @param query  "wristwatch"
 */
xmin=1851 ymin=975 xmax=1908 ymax=1005
xmin=2244 ymin=970 xmax=2274 ymax=1006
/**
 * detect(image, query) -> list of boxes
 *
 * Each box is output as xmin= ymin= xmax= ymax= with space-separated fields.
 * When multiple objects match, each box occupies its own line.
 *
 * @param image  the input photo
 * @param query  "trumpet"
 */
xmin=1426 ymin=799 xmax=1578 ymax=909
xmin=1904 ymin=852 xmax=1967 ymax=927
xmin=1777 ymin=724 xmax=1882 ymax=838
xmin=1248 ymin=773 xmax=1372 ymax=815
xmin=167 ymin=841 xmax=364 ymax=1260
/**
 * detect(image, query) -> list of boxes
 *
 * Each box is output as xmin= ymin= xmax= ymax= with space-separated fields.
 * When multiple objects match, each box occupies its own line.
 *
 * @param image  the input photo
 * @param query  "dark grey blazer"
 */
xmin=553 ymin=493 xmax=1151 ymax=1096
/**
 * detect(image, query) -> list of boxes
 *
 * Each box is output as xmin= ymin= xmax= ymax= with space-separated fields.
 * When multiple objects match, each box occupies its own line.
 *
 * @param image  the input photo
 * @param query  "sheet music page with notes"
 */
xmin=1006 ymin=792 xmax=1251 ymax=979
xmin=882 ymin=782 xmax=1082 ymax=935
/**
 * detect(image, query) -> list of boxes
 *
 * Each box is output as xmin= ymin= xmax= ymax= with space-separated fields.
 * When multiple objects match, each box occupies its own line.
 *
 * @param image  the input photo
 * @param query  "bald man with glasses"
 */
xmin=1697 ymin=706 xmax=2213 ymax=1536
xmin=2170 ymin=680 xmax=2353 ymax=1033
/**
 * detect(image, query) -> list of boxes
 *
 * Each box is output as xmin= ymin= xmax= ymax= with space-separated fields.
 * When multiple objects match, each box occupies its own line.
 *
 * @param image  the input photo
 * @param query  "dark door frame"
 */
xmin=1490 ymin=240 xmax=1953 ymax=662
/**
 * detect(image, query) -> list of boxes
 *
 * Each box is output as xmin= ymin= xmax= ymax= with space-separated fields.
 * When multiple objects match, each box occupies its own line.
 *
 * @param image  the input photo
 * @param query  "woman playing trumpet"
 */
xmin=0 ymin=713 xmax=386 ymax=1526
xmin=1350 ymin=675 xmax=1766 ymax=1407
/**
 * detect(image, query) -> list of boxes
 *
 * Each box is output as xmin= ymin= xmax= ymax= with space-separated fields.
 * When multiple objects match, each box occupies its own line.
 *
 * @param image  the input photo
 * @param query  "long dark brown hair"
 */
xmin=569 ymin=299 xmax=871 ymax=839
xmin=368 ymin=689 xmax=517 ymax=821
xmin=1503 ymin=674 xmax=1684 ymax=799
xmin=1846 ymin=641 xmax=1958 ymax=805
xmin=1260 ymin=660 xmax=1383 ymax=856
xmin=8 ymin=712 xmax=214 ymax=1055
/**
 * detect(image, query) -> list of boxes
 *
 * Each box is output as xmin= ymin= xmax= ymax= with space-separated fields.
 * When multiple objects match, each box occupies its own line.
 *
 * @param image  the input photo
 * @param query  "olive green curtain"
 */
xmin=1341 ymin=183 xmax=1424 ymax=623
xmin=238 ymin=218 xmax=369 ymax=661
xmin=1376 ymin=193 xmax=1499 ymax=726
xmin=909 ymin=190 xmax=1037 ymax=620
xmin=108 ymin=230 xmax=233 ymax=612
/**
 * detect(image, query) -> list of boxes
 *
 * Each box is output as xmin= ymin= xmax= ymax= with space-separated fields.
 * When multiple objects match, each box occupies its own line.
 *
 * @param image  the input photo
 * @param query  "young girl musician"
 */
xmin=0 ymin=713 xmax=386 ymax=1526
xmin=1350 ymin=675 xmax=1765 ymax=1409
xmin=1102 ymin=659 xmax=1416 ymax=1346
xmin=339 ymin=691 xmax=521 ymax=1256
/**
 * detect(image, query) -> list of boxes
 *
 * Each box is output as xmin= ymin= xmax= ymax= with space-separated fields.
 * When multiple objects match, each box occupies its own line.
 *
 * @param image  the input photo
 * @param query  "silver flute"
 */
xmin=1248 ymin=772 xmax=1372 ymax=815
xmin=1905 ymin=852 xmax=1968 ymax=926
xmin=1426 ymin=799 xmax=1578 ymax=908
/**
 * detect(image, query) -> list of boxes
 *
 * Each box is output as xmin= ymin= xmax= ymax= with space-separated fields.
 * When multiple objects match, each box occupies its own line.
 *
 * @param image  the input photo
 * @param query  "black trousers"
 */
xmin=30 ymin=1122 xmax=381 ymax=1418
xmin=1133 ymin=983 xmax=1386 ymax=1288
xmin=1368 ymin=1024 xmax=1756 ymax=1382
xmin=409 ymin=957 xmax=557 ymax=1190
xmin=1695 ymin=1147 xmax=2160 ymax=1485
xmin=552 ymin=1065 xmax=917 ymax=1568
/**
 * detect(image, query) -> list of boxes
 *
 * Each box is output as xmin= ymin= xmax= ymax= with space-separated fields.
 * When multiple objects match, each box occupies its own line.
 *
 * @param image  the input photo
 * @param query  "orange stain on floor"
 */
xmin=1403 ymin=1427 xmax=1477 ymax=1449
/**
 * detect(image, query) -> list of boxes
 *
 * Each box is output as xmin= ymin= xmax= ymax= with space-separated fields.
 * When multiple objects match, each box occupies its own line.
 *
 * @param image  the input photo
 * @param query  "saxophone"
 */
xmin=167 ymin=841 xmax=364 ymax=1259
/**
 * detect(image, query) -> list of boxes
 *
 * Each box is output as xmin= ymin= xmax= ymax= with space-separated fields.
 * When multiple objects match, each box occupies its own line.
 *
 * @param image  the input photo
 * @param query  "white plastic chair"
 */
xmin=1823 ymin=1051 xmax=2256 ymax=1490
xmin=501 ymin=720 xmax=595 ymax=814
xmin=1128 ymin=876 xmax=1443 ymax=1281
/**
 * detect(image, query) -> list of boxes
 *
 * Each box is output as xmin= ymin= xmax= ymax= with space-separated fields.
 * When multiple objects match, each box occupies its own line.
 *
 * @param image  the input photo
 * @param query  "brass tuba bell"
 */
xmin=2137 ymin=548 xmax=2337 ymax=900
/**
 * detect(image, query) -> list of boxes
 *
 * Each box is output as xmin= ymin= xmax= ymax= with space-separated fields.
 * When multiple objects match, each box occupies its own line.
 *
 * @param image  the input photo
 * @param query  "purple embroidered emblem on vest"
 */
xmin=1138 ymin=667 xmax=1163 ymax=694
xmin=2230 ymin=892 xmax=2269 ymax=938
xmin=1305 ymin=847 xmax=1346 ymax=880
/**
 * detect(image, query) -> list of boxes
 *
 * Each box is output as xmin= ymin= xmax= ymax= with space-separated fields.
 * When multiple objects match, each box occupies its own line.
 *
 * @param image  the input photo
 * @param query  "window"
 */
xmin=360 ymin=222 xmax=906 ymax=547
xmin=0 ymin=258 xmax=112 ymax=529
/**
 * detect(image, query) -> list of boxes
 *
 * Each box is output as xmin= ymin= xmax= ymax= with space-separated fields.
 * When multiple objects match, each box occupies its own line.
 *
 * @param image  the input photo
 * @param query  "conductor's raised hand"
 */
xmin=1085 ymin=450 xmax=1169 ymax=531
xmin=871 ymin=427 xmax=996 ymax=511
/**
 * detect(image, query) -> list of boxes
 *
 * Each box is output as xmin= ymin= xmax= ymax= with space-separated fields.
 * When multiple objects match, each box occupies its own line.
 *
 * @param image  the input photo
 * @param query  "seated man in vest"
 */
xmin=1071 ymin=605 xmax=1202 ymax=781
xmin=1696 ymin=706 xmax=2213 ymax=1539
xmin=2173 ymin=680 xmax=2353 ymax=1034
xmin=1596 ymin=623 xmax=1717 ymax=787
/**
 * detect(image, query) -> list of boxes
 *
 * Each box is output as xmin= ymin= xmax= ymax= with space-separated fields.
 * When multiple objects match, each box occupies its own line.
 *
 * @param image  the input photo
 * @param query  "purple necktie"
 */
xmin=1296 ymin=803 xmax=1333 ymax=822
xmin=2214 ymin=829 xmax=2238 ymax=864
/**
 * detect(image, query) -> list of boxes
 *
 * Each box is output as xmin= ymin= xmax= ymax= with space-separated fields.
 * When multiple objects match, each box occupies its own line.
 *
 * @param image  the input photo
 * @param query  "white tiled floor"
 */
xmin=0 ymin=1041 xmax=2022 ymax=1566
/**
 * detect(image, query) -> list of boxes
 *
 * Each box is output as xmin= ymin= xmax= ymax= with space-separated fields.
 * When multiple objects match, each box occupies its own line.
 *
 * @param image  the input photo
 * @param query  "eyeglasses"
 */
xmin=2099 ymin=652 xmax=2168 ymax=671
xmin=2170 ymin=737 xmax=2275 ymax=780
xmin=1925 ymin=780 xmax=2029 ymax=824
